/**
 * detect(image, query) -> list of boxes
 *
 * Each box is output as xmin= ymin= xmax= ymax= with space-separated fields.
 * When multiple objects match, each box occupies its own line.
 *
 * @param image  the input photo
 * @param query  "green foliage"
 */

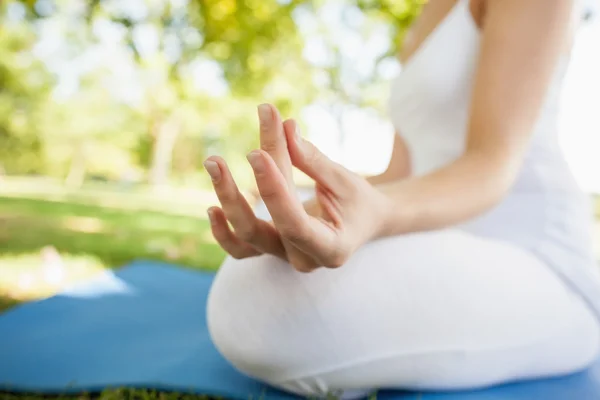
xmin=0 ymin=18 xmax=53 ymax=174
xmin=39 ymin=84 xmax=147 ymax=180
xmin=355 ymin=0 xmax=425 ymax=54
xmin=197 ymin=0 xmax=309 ymax=96
xmin=0 ymin=194 xmax=226 ymax=273
xmin=2 ymin=0 xmax=421 ymax=188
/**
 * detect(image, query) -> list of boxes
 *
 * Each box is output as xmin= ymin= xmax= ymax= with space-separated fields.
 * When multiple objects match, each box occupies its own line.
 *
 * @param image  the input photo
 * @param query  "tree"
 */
xmin=0 ymin=5 xmax=53 ymax=174
xmin=354 ymin=0 xmax=424 ymax=53
xmin=5 ymin=0 xmax=423 ymax=188
xmin=9 ymin=0 xmax=316 ymax=188
xmin=39 ymin=70 xmax=146 ymax=186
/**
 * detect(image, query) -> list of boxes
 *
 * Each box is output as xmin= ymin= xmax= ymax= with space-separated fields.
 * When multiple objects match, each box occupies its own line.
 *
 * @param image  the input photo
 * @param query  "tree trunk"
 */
xmin=64 ymin=141 xmax=87 ymax=188
xmin=148 ymin=117 xmax=180 ymax=190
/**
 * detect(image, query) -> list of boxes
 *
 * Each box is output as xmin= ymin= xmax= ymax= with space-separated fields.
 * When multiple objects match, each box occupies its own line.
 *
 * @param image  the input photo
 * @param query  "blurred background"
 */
xmin=0 ymin=0 xmax=598 ymax=310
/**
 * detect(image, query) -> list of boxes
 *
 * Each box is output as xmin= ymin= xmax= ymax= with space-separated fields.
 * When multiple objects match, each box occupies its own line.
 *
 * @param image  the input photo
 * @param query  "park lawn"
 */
xmin=0 ymin=390 xmax=218 ymax=400
xmin=0 ymin=195 xmax=227 ymax=311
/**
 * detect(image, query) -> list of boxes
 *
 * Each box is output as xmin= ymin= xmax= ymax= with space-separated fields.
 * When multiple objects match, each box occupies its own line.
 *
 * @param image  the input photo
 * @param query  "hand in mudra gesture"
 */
xmin=204 ymin=104 xmax=391 ymax=272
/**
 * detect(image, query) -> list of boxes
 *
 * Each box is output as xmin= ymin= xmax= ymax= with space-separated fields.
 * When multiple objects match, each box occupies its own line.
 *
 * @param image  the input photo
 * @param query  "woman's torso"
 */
xmin=388 ymin=0 xmax=600 ymax=315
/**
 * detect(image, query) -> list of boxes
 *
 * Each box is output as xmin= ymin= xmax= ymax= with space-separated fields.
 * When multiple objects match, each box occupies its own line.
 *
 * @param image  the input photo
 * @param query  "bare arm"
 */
xmin=379 ymin=0 xmax=574 ymax=236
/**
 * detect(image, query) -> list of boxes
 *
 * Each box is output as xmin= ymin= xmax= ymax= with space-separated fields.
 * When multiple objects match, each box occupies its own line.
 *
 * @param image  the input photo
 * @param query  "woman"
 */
xmin=203 ymin=0 xmax=600 ymax=397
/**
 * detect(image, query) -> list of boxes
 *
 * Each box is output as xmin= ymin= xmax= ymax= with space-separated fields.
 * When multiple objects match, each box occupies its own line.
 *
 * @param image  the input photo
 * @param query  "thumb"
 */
xmin=283 ymin=120 xmax=355 ymax=195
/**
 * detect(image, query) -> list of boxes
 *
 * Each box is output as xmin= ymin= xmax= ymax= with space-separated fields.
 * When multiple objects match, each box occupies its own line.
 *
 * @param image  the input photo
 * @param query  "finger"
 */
xmin=246 ymin=149 xmax=309 ymax=234
xmin=257 ymin=104 xmax=296 ymax=192
xmin=204 ymin=156 xmax=287 ymax=258
xmin=247 ymin=149 xmax=336 ymax=259
xmin=257 ymin=106 xmax=319 ymax=270
xmin=284 ymin=120 xmax=355 ymax=196
xmin=207 ymin=207 xmax=261 ymax=259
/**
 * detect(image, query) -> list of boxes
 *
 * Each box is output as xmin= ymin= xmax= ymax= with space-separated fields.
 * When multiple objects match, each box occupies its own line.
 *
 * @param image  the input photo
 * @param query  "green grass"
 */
xmin=0 ymin=389 xmax=217 ymax=400
xmin=0 ymin=195 xmax=227 ymax=308
xmin=0 ymin=196 xmax=226 ymax=270
xmin=0 ymin=179 xmax=230 ymax=313
xmin=0 ymin=195 xmax=227 ymax=314
xmin=0 ymin=253 xmax=106 ymax=310
xmin=0 ymin=194 xmax=229 ymax=317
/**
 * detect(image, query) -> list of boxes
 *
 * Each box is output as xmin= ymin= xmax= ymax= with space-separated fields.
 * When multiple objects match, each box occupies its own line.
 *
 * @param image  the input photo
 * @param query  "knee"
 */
xmin=207 ymin=318 xmax=272 ymax=381
xmin=205 ymin=262 xmax=285 ymax=383
xmin=205 ymin=256 xmax=349 ymax=397
xmin=207 ymin=307 xmax=339 ymax=398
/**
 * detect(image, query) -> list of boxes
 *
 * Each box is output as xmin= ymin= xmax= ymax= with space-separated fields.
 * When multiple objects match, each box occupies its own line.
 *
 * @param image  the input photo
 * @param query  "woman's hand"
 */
xmin=203 ymin=161 xmax=321 ymax=262
xmin=203 ymin=156 xmax=287 ymax=260
xmin=302 ymin=197 xmax=322 ymax=219
xmin=204 ymin=104 xmax=326 ymax=269
xmin=205 ymin=104 xmax=392 ymax=272
xmin=248 ymin=111 xmax=392 ymax=271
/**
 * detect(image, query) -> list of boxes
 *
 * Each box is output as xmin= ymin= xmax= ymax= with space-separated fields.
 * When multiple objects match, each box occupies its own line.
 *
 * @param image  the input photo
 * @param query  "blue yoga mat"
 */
xmin=2 ymin=260 xmax=600 ymax=399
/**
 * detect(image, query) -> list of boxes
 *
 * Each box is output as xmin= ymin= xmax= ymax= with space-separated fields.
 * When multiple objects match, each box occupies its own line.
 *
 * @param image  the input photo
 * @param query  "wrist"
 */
xmin=375 ymin=183 xmax=416 ymax=238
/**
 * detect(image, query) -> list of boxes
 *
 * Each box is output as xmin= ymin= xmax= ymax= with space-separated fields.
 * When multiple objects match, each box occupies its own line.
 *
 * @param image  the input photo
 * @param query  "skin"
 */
xmin=204 ymin=0 xmax=576 ymax=272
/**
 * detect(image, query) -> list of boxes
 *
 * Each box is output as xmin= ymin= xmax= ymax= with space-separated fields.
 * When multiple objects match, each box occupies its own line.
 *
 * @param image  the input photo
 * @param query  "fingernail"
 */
xmin=258 ymin=104 xmax=272 ymax=122
xmin=203 ymin=160 xmax=221 ymax=183
xmin=246 ymin=151 xmax=264 ymax=173
xmin=207 ymin=209 xmax=217 ymax=225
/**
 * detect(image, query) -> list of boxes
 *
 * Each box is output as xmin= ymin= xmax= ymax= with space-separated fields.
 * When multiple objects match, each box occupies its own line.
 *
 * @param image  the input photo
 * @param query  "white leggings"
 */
xmin=207 ymin=229 xmax=600 ymax=398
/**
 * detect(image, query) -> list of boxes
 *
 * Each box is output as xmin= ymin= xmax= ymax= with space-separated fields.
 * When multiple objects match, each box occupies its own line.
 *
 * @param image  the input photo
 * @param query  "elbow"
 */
xmin=488 ymin=163 xmax=518 ymax=206
xmin=484 ymin=173 xmax=514 ymax=211
xmin=464 ymin=150 xmax=521 ymax=210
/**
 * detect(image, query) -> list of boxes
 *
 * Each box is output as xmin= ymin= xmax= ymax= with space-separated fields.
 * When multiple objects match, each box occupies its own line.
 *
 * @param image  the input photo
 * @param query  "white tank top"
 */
xmin=388 ymin=0 xmax=600 ymax=318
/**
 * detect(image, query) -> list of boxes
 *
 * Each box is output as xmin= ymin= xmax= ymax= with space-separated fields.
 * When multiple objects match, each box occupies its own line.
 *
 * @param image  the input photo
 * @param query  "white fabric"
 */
xmin=207 ymin=0 xmax=600 ymax=396
xmin=208 ymin=231 xmax=599 ymax=397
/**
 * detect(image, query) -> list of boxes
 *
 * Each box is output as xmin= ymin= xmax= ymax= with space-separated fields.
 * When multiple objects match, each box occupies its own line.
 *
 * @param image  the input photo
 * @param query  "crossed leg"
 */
xmin=207 ymin=230 xmax=600 ymax=398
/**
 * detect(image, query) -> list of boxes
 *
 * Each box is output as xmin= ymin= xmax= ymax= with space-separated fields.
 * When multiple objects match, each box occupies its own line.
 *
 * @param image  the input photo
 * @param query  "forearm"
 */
xmin=378 ymin=152 xmax=514 ymax=236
